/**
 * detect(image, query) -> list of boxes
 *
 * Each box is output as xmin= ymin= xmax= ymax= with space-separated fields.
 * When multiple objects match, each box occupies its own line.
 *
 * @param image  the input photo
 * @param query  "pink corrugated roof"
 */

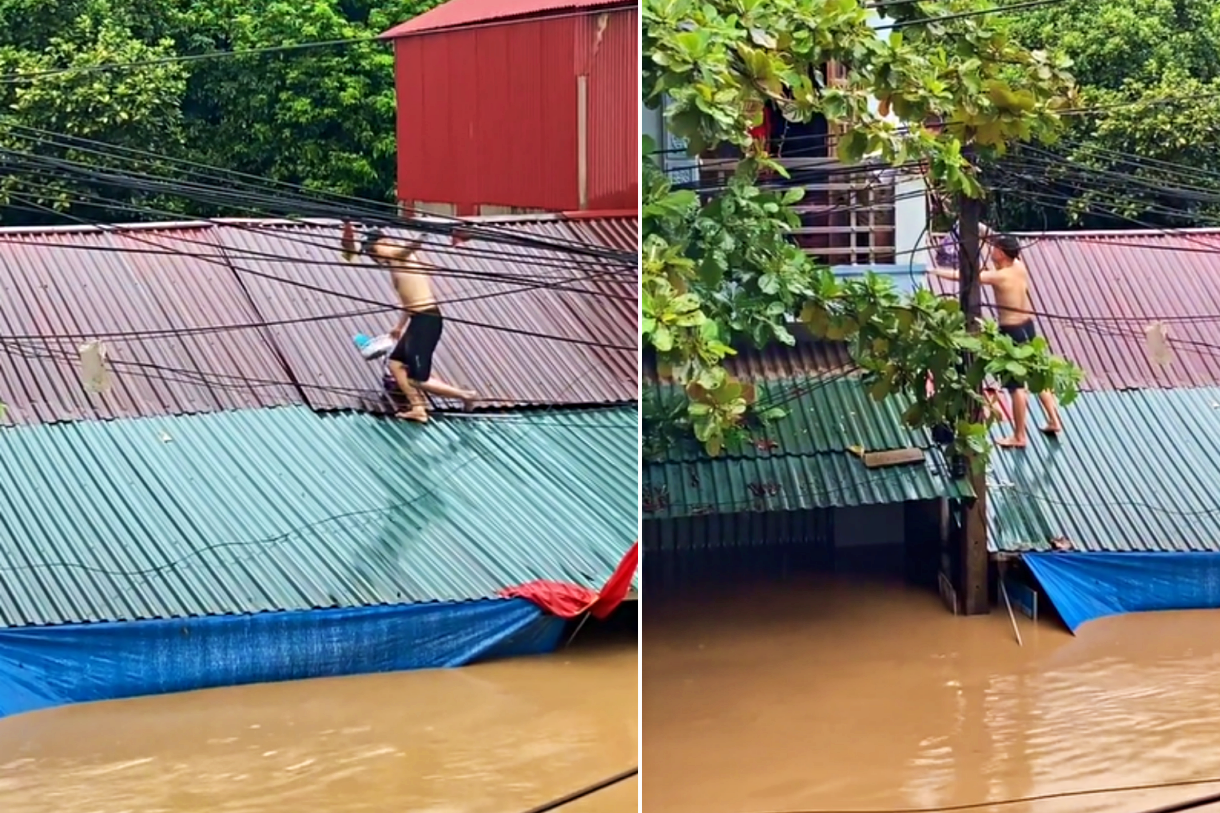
xmin=380 ymin=0 xmax=627 ymax=37
xmin=0 ymin=214 xmax=637 ymax=425
xmin=927 ymin=229 xmax=1220 ymax=391
xmin=220 ymin=217 xmax=637 ymax=411
xmin=0 ymin=226 xmax=298 ymax=425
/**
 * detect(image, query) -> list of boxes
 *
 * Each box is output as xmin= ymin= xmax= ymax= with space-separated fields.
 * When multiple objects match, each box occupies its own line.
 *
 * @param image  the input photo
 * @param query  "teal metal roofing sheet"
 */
xmin=643 ymin=375 xmax=970 ymax=518
xmin=649 ymin=377 xmax=935 ymax=463
xmin=987 ymin=388 xmax=1220 ymax=553
xmin=0 ymin=405 xmax=637 ymax=628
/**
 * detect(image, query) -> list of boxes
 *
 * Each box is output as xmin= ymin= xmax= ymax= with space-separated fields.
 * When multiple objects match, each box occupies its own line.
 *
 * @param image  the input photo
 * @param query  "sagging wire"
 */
xmin=0 ymin=144 xmax=637 ymax=276
xmin=0 ymin=125 xmax=637 ymax=264
xmin=0 ymin=189 xmax=637 ymax=353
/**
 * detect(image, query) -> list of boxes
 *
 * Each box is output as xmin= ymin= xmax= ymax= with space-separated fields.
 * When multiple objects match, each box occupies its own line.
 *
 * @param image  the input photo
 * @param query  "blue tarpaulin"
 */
xmin=1024 ymin=552 xmax=1220 ymax=633
xmin=0 ymin=598 xmax=563 ymax=718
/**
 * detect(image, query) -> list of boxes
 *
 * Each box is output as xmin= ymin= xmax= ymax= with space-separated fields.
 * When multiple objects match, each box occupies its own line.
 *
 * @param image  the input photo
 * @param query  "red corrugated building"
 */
xmin=380 ymin=0 xmax=637 ymax=216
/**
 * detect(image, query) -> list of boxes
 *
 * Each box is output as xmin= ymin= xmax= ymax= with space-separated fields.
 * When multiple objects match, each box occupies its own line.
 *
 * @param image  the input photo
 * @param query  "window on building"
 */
xmin=696 ymin=61 xmax=898 ymax=268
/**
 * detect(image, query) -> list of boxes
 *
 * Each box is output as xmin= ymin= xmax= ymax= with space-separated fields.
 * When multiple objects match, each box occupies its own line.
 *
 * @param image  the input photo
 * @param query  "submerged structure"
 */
xmin=0 ymin=215 xmax=638 ymax=716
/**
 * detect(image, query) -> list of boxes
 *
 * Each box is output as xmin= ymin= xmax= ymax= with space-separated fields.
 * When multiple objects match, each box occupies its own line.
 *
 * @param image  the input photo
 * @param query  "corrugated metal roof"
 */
xmin=644 ymin=454 xmax=964 ymax=518
xmin=0 ymin=215 xmax=636 ymax=424
xmin=222 ymin=218 xmax=636 ymax=411
xmin=642 ymin=375 xmax=971 ymax=519
xmin=648 ymin=377 xmax=935 ymax=462
xmin=0 ymin=227 xmax=299 ymax=425
xmin=643 ymin=343 xmax=853 ymax=384
xmin=987 ymin=388 xmax=1220 ymax=553
xmin=0 ymin=405 xmax=637 ymax=628
xmin=927 ymin=229 xmax=1220 ymax=391
xmin=726 ymin=342 xmax=854 ymax=380
xmin=381 ymin=0 xmax=628 ymax=38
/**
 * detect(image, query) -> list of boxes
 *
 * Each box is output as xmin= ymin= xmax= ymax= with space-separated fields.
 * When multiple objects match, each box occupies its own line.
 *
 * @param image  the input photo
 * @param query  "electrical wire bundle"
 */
xmin=0 ymin=124 xmax=640 ymax=422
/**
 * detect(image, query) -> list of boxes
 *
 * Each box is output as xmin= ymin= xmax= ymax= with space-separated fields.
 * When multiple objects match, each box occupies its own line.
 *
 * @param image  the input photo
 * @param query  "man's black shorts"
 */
xmin=389 ymin=308 xmax=443 ymax=382
xmin=999 ymin=319 xmax=1037 ymax=392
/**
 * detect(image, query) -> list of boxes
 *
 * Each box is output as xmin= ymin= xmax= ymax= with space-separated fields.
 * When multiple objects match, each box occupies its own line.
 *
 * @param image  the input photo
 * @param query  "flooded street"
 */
xmin=645 ymin=577 xmax=1220 ymax=813
xmin=0 ymin=639 xmax=636 ymax=813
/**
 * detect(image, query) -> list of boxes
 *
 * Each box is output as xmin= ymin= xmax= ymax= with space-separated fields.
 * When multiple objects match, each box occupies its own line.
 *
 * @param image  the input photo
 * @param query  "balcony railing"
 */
xmin=694 ymin=156 xmax=899 ymax=267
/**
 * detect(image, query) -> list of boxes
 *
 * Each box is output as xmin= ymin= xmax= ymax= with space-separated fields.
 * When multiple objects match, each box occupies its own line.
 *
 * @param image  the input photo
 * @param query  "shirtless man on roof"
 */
xmin=931 ymin=232 xmax=1063 ymax=449
xmin=347 ymin=227 xmax=477 ymax=423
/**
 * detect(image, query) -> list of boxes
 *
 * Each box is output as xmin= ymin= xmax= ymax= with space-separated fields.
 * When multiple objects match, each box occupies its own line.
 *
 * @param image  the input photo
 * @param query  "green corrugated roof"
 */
xmin=643 ymin=375 xmax=970 ymax=518
xmin=988 ymin=388 xmax=1220 ymax=553
xmin=650 ymin=377 xmax=935 ymax=461
xmin=0 ymin=406 xmax=637 ymax=628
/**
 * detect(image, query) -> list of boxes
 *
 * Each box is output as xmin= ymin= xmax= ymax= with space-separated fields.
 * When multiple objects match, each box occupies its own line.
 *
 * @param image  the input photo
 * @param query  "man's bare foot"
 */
xmin=396 ymin=408 xmax=429 ymax=423
xmin=1040 ymin=424 xmax=1062 ymax=437
xmin=996 ymin=436 xmax=1027 ymax=449
xmin=461 ymin=391 xmax=477 ymax=412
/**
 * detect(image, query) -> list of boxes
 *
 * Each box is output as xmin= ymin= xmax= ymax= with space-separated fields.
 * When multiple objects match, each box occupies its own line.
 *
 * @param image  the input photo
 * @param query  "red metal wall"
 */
xmin=393 ymin=7 xmax=637 ymax=212
xmin=578 ymin=8 xmax=637 ymax=210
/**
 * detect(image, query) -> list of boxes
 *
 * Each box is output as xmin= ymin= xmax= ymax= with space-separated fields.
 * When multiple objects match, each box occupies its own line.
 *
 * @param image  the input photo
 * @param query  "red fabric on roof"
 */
xmin=380 ymin=0 xmax=629 ymax=38
xmin=500 ymin=541 xmax=638 ymax=618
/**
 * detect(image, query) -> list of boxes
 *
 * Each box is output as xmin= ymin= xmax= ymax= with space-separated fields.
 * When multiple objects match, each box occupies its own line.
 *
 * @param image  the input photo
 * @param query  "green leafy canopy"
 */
xmin=0 ymin=0 xmax=438 ymax=223
xmin=642 ymin=0 xmax=1083 ymax=465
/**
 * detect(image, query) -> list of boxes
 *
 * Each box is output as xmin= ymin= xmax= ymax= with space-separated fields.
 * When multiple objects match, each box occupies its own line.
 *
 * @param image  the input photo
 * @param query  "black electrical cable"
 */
xmin=0 ymin=185 xmax=628 ymax=298
xmin=875 ymin=0 xmax=1069 ymax=30
xmin=0 ymin=187 xmax=635 ymax=346
xmin=991 ymin=151 xmax=1220 ymax=237
xmin=0 ymin=180 xmax=635 ymax=301
xmin=0 ymin=331 xmax=642 ymax=418
xmin=0 ymin=124 xmax=638 ymax=263
xmin=0 ymin=143 xmax=638 ymax=272
xmin=927 ymin=196 xmax=1220 ymax=330
xmin=1055 ymin=135 xmax=1220 ymax=189
xmin=0 ymin=190 xmax=637 ymax=353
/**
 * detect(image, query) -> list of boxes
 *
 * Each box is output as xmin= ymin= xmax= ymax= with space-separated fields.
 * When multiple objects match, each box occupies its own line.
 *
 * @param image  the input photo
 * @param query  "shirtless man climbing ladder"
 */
xmin=931 ymin=232 xmax=1063 ymax=449
xmin=344 ymin=225 xmax=477 ymax=422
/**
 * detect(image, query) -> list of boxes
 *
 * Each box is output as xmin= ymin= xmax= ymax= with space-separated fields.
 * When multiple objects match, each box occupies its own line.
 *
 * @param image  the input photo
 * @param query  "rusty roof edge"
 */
xmin=1010 ymin=227 xmax=1220 ymax=238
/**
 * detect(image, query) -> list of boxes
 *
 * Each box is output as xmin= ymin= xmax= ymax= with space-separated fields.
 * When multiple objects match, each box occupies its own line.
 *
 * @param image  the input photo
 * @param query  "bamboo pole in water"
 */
xmin=518 ymin=768 xmax=638 ymax=813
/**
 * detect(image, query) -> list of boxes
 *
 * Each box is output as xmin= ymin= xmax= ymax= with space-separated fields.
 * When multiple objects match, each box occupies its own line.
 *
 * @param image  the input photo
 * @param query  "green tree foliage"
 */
xmin=991 ymin=0 xmax=1220 ymax=230
xmin=177 ymin=0 xmax=426 ymax=201
xmin=0 ymin=0 xmax=436 ymax=223
xmin=642 ymin=0 xmax=1084 ymax=461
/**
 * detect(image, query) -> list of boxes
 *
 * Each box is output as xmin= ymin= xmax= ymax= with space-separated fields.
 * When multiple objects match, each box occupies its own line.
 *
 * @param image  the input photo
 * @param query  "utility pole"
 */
xmin=957 ymin=191 xmax=989 ymax=616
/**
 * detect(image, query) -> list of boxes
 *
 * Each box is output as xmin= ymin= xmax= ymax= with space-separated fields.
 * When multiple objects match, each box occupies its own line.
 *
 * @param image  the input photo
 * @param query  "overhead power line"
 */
xmin=875 ymin=0 xmax=1068 ymax=30
xmin=0 ymin=183 xmax=634 ymax=301
xmin=0 ymin=149 xmax=637 ymax=270
xmin=0 ymin=189 xmax=637 ymax=353
xmin=1 ymin=123 xmax=638 ymax=264
xmin=0 ymin=154 xmax=637 ymax=293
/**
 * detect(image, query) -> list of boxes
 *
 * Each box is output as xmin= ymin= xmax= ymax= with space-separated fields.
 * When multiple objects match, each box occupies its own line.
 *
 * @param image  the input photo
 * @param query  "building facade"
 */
xmin=381 ymin=0 xmax=637 ymax=216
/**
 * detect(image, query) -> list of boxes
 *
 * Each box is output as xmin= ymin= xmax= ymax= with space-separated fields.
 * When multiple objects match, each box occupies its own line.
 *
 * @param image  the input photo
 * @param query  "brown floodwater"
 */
xmin=644 ymin=576 xmax=1220 ymax=813
xmin=0 ymin=639 xmax=637 ymax=813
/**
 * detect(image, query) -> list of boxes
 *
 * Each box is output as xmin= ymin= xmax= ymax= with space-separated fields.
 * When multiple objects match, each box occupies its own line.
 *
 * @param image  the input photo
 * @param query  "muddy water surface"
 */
xmin=644 ymin=577 xmax=1220 ymax=813
xmin=0 ymin=643 xmax=636 ymax=813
